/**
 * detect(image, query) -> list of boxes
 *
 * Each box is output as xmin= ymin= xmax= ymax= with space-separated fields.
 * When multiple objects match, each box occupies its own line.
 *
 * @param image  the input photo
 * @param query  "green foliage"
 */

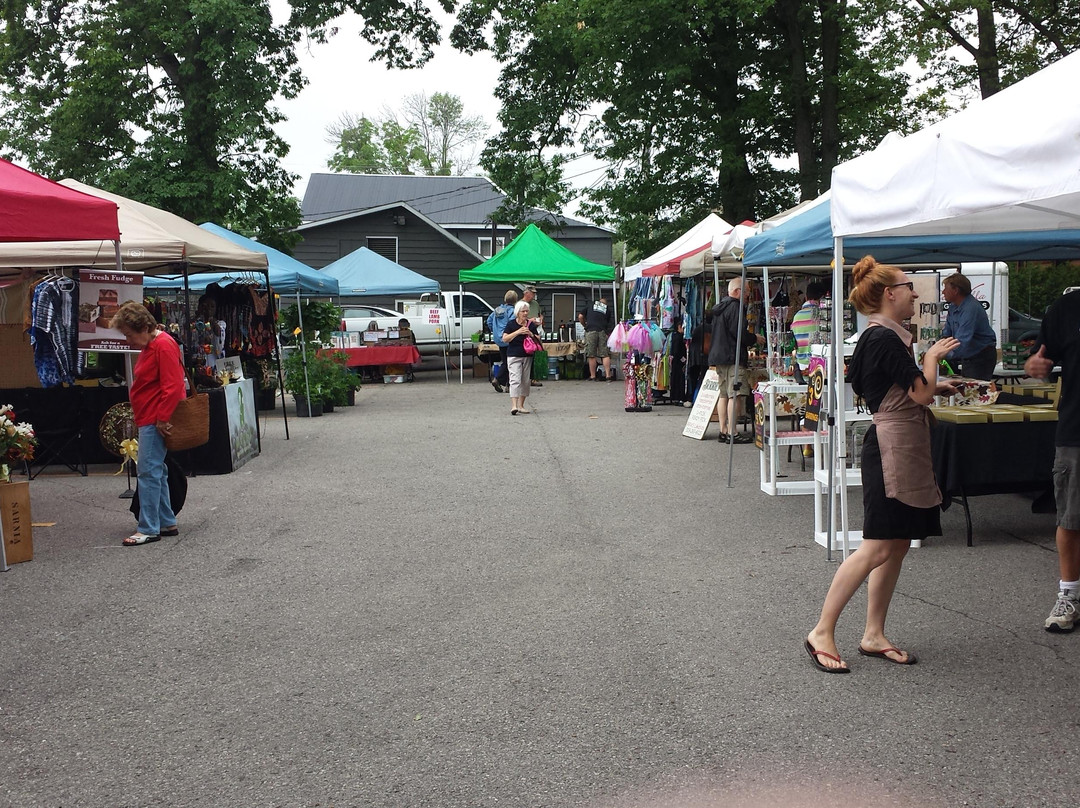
xmin=0 ymin=1 xmax=451 ymax=245
xmin=326 ymin=91 xmax=486 ymax=175
xmin=280 ymin=301 xmax=343 ymax=346
xmin=1010 ymin=262 xmax=1080 ymax=320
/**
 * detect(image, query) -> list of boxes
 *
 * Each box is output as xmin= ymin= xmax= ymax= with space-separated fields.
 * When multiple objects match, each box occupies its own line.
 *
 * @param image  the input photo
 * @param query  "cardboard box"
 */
xmin=932 ymin=407 xmax=989 ymax=423
xmin=1019 ymin=406 xmax=1058 ymax=422
xmin=981 ymin=406 xmax=1025 ymax=423
xmin=472 ymin=359 xmax=490 ymax=379
xmin=0 ymin=481 xmax=33 ymax=564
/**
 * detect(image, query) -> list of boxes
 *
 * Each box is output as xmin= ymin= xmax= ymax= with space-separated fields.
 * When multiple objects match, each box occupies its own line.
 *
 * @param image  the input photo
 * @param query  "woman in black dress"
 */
xmin=805 ymin=256 xmax=960 ymax=673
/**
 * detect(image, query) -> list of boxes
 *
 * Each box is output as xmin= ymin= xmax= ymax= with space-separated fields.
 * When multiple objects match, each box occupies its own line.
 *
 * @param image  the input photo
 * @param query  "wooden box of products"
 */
xmin=0 ymin=481 xmax=33 ymax=564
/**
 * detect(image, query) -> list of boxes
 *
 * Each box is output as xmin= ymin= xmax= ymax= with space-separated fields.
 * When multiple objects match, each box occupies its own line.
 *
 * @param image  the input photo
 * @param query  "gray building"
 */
xmin=293 ymin=174 xmax=614 ymax=315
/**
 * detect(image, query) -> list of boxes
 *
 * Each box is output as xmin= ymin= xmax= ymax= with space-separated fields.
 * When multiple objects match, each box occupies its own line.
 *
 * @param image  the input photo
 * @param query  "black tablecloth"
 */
xmin=931 ymin=420 xmax=1056 ymax=507
xmin=1 ymin=385 xmax=130 ymax=467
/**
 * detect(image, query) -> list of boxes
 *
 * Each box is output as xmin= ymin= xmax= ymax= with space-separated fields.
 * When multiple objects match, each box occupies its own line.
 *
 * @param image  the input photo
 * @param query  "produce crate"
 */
xmin=1000 ymin=343 xmax=1028 ymax=370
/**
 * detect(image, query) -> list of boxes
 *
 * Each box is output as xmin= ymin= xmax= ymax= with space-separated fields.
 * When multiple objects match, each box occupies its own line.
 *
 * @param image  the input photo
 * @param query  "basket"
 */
xmin=164 ymin=390 xmax=210 ymax=451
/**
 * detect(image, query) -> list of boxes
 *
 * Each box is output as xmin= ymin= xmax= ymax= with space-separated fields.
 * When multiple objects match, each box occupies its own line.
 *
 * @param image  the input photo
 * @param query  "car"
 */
xmin=340 ymin=304 xmax=406 ymax=333
xmin=1007 ymin=307 xmax=1041 ymax=344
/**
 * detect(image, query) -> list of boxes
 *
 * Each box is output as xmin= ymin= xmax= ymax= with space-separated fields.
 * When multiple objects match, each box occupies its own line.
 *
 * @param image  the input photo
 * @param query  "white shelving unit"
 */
xmin=757 ymin=379 xmax=817 ymax=496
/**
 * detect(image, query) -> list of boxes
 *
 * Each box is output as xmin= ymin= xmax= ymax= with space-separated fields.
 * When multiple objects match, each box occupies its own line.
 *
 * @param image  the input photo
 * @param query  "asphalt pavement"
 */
xmin=1 ymin=365 xmax=1075 ymax=807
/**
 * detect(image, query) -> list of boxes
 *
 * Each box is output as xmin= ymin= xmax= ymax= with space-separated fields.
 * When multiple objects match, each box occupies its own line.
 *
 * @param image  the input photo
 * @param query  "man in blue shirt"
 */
xmin=941 ymin=272 xmax=997 ymax=379
xmin=486 ymin=290 xmax=518 ymax=393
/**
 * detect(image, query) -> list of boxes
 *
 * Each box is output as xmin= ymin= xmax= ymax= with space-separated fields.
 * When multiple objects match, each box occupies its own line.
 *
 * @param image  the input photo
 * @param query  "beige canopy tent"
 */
xmin=0 ymin=180 xmax=268 ymax=272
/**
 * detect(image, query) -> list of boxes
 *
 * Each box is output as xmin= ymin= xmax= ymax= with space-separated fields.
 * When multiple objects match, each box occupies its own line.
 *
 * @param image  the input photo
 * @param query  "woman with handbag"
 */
xmin=111 ymin=301 xmax=187 ymax=546
xmin=502 ymin=300 xmax=543 ymax=415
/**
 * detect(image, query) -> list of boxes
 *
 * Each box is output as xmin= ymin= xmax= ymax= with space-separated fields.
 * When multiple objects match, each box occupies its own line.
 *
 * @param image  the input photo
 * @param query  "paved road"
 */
xmin=1 ymin=370 xmax=1074 ymax=807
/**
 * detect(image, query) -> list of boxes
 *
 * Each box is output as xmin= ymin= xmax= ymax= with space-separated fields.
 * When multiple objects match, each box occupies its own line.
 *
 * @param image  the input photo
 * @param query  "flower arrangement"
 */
xmin=0 ymin=404 xmax=37 ymax=481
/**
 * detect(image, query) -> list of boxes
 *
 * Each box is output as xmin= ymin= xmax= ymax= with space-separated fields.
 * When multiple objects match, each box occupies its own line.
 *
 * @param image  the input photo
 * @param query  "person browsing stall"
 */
xmin=111 ymin=301 xmax=187 ymax=547
xmin=522 ymin=286 xmax=544 ymax=388
xmin=805 ymin=257 xmax=960 ymax=673
xmin=502 ymin=300 xmax=542 ymax=415
xmin=1026 ymin=290 xmax=1080 ymax=632
xmin=486 ymin=290 xmax=518 ymax=394
xmin=583 ymin=297 xmax=615 ymax=381
xmin=791 ymin=281 xmax=827 ymax=376
xmin=941 ymin=272 xmax=997 ymax=380
xmin=708 ymin=277 xmax=765 ymax=443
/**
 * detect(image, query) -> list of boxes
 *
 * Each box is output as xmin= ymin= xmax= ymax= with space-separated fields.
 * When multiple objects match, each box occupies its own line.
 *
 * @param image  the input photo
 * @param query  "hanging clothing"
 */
xmin=29 ymin=276 xmax=79 ymax=387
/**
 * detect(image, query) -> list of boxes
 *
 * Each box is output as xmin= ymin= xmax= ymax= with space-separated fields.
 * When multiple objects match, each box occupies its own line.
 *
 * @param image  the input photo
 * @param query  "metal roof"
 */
xmin=301 ymin=173 xmax=602 ymax=230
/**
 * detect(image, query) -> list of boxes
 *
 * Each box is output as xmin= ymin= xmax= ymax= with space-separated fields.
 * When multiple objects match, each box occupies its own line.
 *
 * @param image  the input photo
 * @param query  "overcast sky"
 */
xmin=269 ymin=5 xmax=607 ymax=218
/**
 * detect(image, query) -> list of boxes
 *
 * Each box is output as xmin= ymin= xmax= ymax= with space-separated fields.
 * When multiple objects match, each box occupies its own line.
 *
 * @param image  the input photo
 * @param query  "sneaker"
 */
xmin=1045 ymin=590 xmax=1079 ymax=632
xmin=491 ymin=379 xmax=504 ymax=393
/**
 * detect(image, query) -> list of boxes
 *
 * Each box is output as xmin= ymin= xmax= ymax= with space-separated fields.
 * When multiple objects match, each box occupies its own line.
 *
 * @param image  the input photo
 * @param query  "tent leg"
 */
xmin=268 ymin=282 xmax=289 ymax=440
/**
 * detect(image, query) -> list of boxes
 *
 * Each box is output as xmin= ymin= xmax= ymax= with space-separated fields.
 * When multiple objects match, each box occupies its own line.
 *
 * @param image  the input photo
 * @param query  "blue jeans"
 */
xmin=137 ymin=423 xmax=175 ymax=536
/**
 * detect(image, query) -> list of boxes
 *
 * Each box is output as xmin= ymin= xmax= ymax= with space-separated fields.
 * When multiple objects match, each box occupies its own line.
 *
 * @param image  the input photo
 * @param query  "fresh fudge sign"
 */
xmin=77 ymin=268 xmax=144 ymax=352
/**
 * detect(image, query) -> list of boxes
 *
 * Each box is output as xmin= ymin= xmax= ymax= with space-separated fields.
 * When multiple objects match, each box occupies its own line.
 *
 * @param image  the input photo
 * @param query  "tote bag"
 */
xmin=164 ymin=366 xmax=210 ymax=451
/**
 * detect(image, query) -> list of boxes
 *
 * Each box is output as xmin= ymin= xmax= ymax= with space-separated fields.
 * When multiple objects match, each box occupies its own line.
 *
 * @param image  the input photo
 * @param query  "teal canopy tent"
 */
xmin=321 ymin=246 xmax=439 ymax=297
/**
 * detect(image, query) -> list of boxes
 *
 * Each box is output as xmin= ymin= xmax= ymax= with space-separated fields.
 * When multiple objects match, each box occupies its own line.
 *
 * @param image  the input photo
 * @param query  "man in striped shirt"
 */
xmin=791 ymin=281 xmax=827 ymax=374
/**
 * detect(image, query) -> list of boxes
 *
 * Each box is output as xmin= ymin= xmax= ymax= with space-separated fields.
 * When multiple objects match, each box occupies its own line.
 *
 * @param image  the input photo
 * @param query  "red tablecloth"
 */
xmin=325 ymin=346 xmax=421 ymax=368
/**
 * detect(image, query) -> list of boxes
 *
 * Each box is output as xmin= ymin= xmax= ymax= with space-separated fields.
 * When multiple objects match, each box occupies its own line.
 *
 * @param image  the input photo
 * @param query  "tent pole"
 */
xmin=297 ymin=291 xmax=312 ymax=406
xmin=726 ymin=264 xmax=748 ymax=488
xmin=833 ymin=237 xmax=850 ymax=559
xmin=268 ymin=288 xmax=289 ymax=439
xmin=113 ymin=240 xmax=123 ymax=271
xmin=458 ymin=283 xmax=464 ymax=384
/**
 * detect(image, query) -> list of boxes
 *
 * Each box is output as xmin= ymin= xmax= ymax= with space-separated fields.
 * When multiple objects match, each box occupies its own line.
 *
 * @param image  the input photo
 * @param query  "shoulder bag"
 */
xmin=164 ymin=361 xmax=210 ymax=452
xmin=523 ymin=334 xmax=542 ymax=354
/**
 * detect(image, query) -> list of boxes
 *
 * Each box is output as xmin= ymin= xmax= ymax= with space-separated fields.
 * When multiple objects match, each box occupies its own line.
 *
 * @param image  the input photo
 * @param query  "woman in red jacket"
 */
xmin=110 ymin=302 xmax=186 ymax=546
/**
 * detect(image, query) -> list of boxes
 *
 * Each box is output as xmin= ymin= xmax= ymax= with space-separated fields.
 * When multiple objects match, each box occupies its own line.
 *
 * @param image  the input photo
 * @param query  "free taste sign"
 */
xmin=77 ymin=268 xmax=144 ymax=352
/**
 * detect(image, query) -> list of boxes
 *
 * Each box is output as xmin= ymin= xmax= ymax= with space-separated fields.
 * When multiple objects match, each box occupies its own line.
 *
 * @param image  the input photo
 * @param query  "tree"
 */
xmin=454 ymin=0 xmax=914 ymax=255
xmin=326 ymin=91 xmax=487 ymax=176
xmin=896 ymin=0 xmax=1080 ymax=102
xmin=0 ymin=1 xmax=452 ymax=250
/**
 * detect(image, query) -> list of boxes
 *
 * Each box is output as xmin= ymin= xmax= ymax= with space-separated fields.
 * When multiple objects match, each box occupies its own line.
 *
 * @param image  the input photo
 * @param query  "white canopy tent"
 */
xmin=823 ymin=51 xmax=1080 ymax=558
xmin=623 ymin=213 xmax=734 ymax=281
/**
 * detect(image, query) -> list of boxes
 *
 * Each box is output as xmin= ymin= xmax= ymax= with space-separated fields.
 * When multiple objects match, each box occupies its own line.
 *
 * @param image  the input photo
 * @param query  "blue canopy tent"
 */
xmin=144 ymin=224 xmax=341 ymax=435
xmin=743 ymin=198 xmax=1080 ymax=268
xmin=143 ymin=223 xmax=339 ymax=296
xmin=319 ymin=246 xmax=439 ymax=297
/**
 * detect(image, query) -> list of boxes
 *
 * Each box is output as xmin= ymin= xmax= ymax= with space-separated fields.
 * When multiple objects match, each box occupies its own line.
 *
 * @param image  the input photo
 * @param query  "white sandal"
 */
xmin=122 ymin=532 xmax=160 ymax=547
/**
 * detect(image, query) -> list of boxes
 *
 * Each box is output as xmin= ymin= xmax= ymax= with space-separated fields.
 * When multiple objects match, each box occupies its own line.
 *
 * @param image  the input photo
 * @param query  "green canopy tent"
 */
xmin=457 ymin=223 xmax=616 ymax=383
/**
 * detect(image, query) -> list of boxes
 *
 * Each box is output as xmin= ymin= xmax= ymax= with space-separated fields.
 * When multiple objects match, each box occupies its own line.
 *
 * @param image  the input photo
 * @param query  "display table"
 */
xmin=931 ymin=419 xmax=1056 ymax=545
xmin=189 ymin=379 xmax=259 ymax=475
xmin=0 ymin=385 xmax=131 ymax=471
xmin=329 ymin=346 xmax=421 ymax=368
xmin=475 ymin=341 xmax=580 ymax=358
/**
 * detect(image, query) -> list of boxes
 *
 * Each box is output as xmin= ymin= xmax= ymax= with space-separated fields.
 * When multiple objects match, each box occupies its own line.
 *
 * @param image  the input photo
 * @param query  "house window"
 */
xmin=478 ymin=236 xmax=505 ymax=258
xmin=367 ymin=236 xmax=398 ymax=263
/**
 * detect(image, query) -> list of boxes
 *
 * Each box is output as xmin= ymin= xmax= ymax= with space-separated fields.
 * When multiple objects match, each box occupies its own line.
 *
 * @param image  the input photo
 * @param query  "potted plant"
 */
xmin=326 ymin=351 xmax=361 ymax=406
xmin=283 ymin=347 xmax=330 ymax=417
xmin=280 ymin=300 xmax=343 ymax=347
xmin=246 ymin=358 xmax=280 ymax=411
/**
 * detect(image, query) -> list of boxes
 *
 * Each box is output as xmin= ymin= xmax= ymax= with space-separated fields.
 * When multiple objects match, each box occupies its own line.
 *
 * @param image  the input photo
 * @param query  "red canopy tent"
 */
xmin=0 ymin=158 xmax=120 ymax=243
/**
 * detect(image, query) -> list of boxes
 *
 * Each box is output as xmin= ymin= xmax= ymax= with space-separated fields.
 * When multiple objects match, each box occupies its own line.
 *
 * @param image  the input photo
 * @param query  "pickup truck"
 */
xmin=341 ymin=291 xmax=495 ymax=355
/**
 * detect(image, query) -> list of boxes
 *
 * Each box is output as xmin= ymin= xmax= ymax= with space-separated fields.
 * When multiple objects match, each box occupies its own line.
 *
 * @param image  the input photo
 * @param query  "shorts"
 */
xmin=714 ymin=365 xmax=747 ymax=397
xmin=1053 ymin=446 xmax=1080 ymax=530
xmin=585 ymin=330 xmax=610 ymax=358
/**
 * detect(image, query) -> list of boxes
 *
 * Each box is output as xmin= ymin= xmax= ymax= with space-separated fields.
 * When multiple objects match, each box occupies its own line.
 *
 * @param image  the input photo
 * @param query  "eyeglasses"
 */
xmin=886 ymin=281 xmax=914 ymax=291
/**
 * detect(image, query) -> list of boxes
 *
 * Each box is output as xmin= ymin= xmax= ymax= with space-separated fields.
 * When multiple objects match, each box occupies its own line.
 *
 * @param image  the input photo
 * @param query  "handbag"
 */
xmin=164 ymin=364 xmax=210 ymax=451
xmin=523 ymin=335 xmax=542 ymax=354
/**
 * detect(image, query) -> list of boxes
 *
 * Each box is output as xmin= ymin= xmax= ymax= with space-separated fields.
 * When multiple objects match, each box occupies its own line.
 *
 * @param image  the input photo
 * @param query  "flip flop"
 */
xmin=123 ymin=532 xmax=160 ymax=547
xmin=517 ymin=409 xmax=531 ymax=414
xmin=858 ymin=646 xmax=918 ymax=665
xmin=804 ymin=639 xmax=850 ymax=674
xmin=511 ymin=409 xmax=519 ymax=415
xmin=160 ymin=526 xmax=179 ymax=537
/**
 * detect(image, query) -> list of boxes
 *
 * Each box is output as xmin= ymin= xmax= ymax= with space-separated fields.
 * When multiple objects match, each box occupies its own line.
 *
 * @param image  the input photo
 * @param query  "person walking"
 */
xmin=707 ymin=277 xmax=763 ymax=443
xmin=805 ymin=256 xmax=959 ymax=673
xmin=941 ymin=272 xmax=997 ymax=380
xmin=502 ymin=300 xmax=542 ymax=415
xmin=583 ymin=297 xmax=615 ymax=381
xmin=111 ymin=301 xmax=187 ymax=547
xmin=486 ymin=290 xmax=518 ymax=393
xmin=1025 ymin=290 xmax=1080 ymax=631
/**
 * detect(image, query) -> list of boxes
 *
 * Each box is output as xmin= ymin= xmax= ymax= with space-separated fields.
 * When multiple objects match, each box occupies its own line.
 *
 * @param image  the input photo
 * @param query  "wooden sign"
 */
xmin=1 ymin=481 xmax=33 ymax=564
xmin=683 ymin=369 xmax=721 ymax=439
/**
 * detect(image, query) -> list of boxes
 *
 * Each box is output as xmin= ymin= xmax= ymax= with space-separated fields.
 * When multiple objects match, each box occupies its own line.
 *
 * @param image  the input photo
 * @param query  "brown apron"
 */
xmin=864 ymin=320 xmax=941 ymax=509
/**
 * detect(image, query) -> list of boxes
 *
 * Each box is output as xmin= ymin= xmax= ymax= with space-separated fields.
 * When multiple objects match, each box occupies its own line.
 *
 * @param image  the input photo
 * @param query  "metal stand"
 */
xmin=119 ymin=459 xmax=135 ymax=499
